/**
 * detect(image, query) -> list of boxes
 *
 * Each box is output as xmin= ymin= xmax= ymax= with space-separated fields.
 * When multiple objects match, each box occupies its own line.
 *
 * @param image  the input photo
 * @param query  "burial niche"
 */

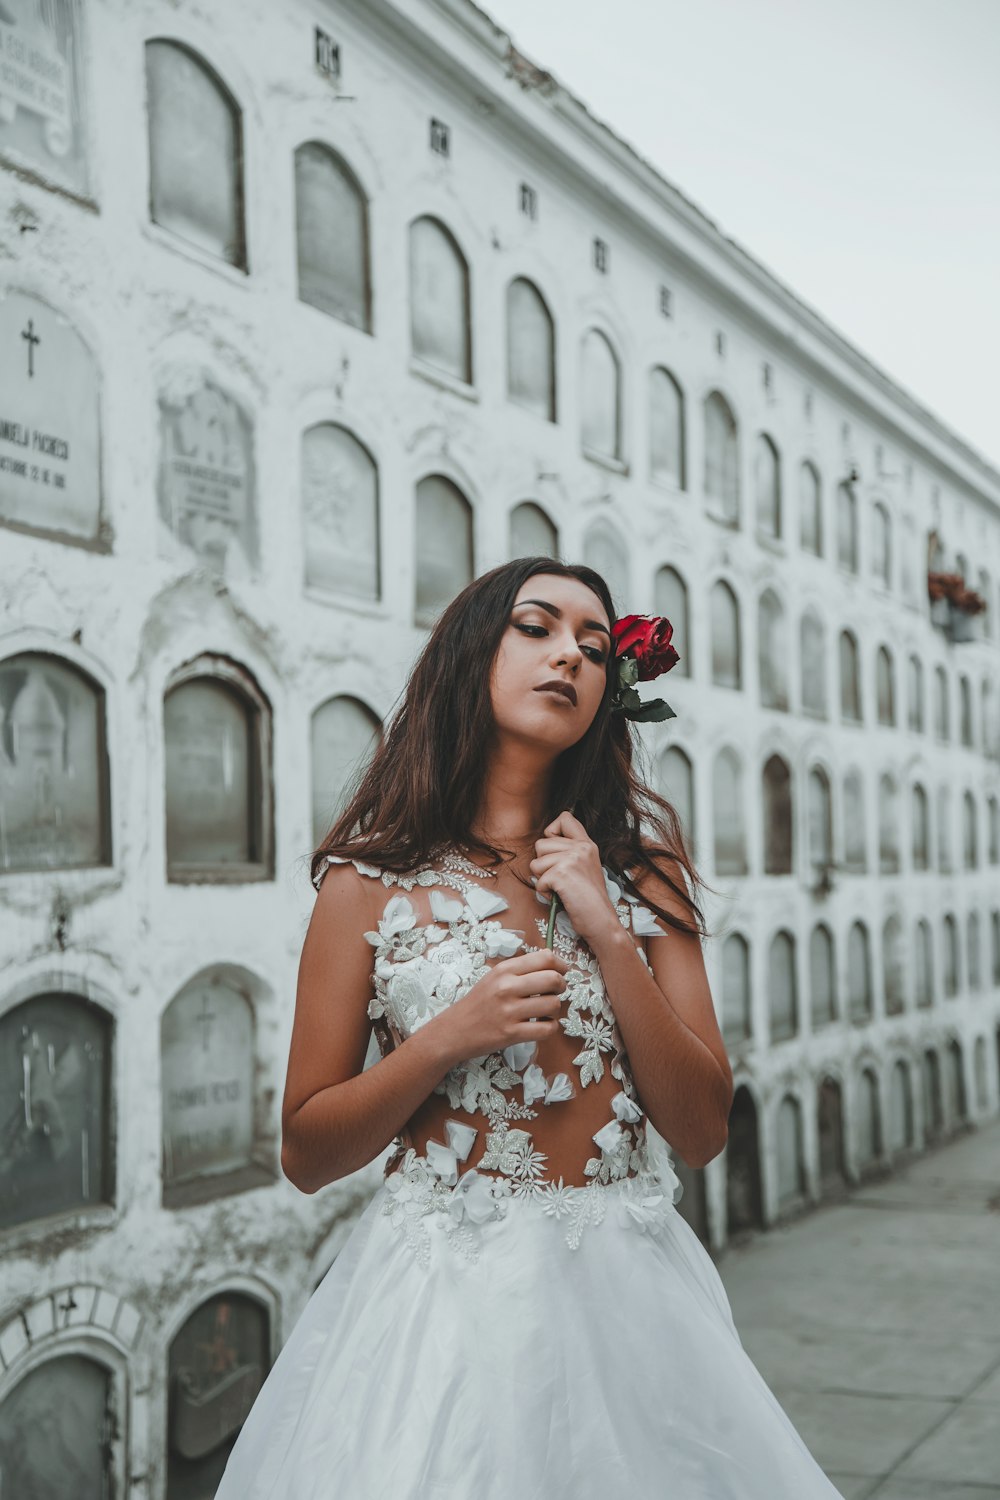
xmin=163 ymin=666 xmax=271 ymax=879
xmin=0 ymin=292 xmax=102 ymax=541
xmin=506 ymin=278 xmax=555 ymax=421
xmin=0 ymin=1354 xmax=117 ymax=1499
xmin=0 ymin=993 xmax=113 ymax=1231
xmin=414 ymin=474 xmax=472 ymax=626
xmin=167 ymin=1293 xmax=269 ymax=1499
xmin=311 ymin=695 xmax=381 ymax=847
xmin=509 ymin=501 xmax=558 ymax=561
xmin=0 ymin=652 xmax=110 ymax=873
xmin=301 ymin=423 xmax=380 ymax=600
xmin=0 ymin=1 xmax=89 ymax=195
xmin=146 ymin=40 xmax=245 ymax=268
xmin=161 ymin=972 xmax=264 ymax=1202
xmin=157 ymin=376 xmax=257 ymax=577
xmin=725 ymin=1086 xmax=763 ymax=1236
xmin=294 ymin=142 xmax=370 ymax=329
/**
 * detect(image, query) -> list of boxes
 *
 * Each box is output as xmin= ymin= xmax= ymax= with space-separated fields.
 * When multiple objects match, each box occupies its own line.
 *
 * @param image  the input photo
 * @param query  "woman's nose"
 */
xmin=551 ymin=638 xmax=582 ymax=667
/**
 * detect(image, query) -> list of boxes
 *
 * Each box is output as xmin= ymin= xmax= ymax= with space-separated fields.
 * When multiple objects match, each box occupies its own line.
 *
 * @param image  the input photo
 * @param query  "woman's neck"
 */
xmin=470 ymin=756 xmax=552 ymax=850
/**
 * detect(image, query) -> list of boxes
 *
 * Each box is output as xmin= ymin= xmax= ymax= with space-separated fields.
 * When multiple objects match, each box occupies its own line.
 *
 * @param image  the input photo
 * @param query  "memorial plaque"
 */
xmin=302 ymin=423 xmax=379 ymax=598
xmin=157 ymin=377 xmax=257 ymax=576
xmin=168 ymin=1294 xmax=268 ymax=1500
xmin=0 ymin=653 xmax=107 ymax=872
xmin=711 ymin=582 xmax=740 ymax=686
xmin=161 ymin=977 xmax=254 ymax=1185
xmin=311 ymin=695 xmax=381 ymax=846
xmin=295 ymin=143 xmax=369 ymax=328
xmin=582 ymin=524 xmax=627 ymax=612
xmin=649 ymin=368 xmax=683 ymax=486
xmin=164 ymin=678 xmax=254 ymax=868
xmin=713 ymin=749 xmax=746 ymax=874
xmin=507 ymin=278 xmax=554 ymax=420
xmin=810 ymin=927 xmax=836 ymax=1027
xmin=801 ymin=615 xmax=825 ymax=712
xmin=0 ymin=994 xmax=112 ymax=1230
xmin=0 ymin=291 xmax=101 ymax=539
xmin=848 ymin=925 xmax=872 ymax=1020
xmin=654 ymin=567 xmax=689 ymax=678
xmin=0 ymin=1 xmax=89 ymax=195
xmin=0 ymin=1356 xmax=113 ymax=1498
xmin=146 ymin=40 xmax=244 ymax=267
xmin=580 ymin=329 xmax=619 ymax=459
xmin=409 ymin=216 xmax=470 ymax=382
xmin=509 ymin=501 xmax=557 ymax=561
xmin=844 ymin=773 xmax=866 ymax=867
xmin=776 ymin=1096 xmax=803 ymax=1204
xmin=414 ymin=474 xmax=472 ymax=624
xmin=657 ymin=745 xmax=693 ymax=848
xmin=721 ymin=934 xmax=751 ymax=1045
xmin=758 ymin=593 xmax=787 ymax=708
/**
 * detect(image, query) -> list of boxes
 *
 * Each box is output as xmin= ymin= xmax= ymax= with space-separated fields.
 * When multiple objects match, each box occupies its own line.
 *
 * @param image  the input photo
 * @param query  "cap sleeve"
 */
xmin=312 ymin=852 xmax=385 ymax=893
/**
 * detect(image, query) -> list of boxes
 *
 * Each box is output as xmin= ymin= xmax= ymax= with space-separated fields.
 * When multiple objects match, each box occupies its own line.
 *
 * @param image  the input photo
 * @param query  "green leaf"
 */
xmin=619 ymin=684 xmax=642 ymax=710
xmin=625 ymin=699 xmax=677 ymax=723
xmin=617 ymin=657 xmax=640 ymax=688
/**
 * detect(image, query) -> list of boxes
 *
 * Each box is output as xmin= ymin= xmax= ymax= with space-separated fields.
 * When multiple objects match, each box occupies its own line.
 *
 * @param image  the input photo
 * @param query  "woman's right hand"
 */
xmin=425 ymin=949 xmax=572 ymax=1069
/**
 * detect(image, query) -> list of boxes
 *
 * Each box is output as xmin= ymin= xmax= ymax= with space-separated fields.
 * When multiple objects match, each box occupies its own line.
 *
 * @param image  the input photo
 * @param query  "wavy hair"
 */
xmin=310 ymin=557 xmax=717 ymax=940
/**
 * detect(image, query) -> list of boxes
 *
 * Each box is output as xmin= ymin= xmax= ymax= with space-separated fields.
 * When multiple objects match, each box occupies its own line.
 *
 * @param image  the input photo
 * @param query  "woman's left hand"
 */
xmin=530 ymin=811 xmax=621 ymax=948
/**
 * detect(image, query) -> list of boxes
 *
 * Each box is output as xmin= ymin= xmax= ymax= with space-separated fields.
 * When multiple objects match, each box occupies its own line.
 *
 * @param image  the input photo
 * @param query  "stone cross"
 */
xmin=21 ymin=320 xmax=41 ymax=378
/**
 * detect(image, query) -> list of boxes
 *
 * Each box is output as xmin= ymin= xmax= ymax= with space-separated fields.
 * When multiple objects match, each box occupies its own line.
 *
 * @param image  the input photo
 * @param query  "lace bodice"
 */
xmin=312 ymin=846 xmax=682 ymax=1263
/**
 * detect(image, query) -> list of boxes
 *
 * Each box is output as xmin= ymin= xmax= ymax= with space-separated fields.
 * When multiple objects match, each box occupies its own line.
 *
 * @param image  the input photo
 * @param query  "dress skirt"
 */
xmin=214 ymin=1172 xmax=844 ymax=1500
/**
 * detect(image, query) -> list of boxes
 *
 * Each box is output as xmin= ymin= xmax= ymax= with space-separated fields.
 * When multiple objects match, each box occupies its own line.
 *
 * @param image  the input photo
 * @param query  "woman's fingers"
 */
xmin=544 ymin=810 xmax=588 ymax=839
xmin=504 ymin=949 xmax=570 ymax=972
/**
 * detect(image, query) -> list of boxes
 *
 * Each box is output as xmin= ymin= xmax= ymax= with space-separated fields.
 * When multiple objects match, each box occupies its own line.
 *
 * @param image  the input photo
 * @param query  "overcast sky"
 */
xmin=485 ymin=0 xmax=1000 ymax=472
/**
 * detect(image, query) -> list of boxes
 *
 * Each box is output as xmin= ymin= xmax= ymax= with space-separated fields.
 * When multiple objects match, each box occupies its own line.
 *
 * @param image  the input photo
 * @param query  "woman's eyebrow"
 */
xmin=512 ymin=598 xmax=611 ymax=639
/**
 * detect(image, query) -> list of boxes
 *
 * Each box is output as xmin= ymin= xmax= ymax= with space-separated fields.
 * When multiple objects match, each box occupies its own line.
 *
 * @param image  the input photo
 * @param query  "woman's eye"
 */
xmin=515 ymin=624 xmax=611 ymax=666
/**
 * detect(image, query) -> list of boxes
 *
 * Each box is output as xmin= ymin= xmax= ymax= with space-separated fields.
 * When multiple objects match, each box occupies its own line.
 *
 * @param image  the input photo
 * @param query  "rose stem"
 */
xmin=545 ymin=892 xmax=561 ymax=950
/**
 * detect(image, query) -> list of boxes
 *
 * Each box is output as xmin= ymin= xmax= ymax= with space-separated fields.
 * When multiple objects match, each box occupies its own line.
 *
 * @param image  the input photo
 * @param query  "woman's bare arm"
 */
xmin=588 ymin=855 xmax=733 ymax=1169
xmin=281 ymin=863 xmax=455 ymax=1194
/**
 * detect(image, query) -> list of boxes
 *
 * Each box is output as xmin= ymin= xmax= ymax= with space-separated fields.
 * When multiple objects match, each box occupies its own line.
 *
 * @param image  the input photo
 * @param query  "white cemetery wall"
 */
xmin=0 ymin=0 xmax=998 ymax=1491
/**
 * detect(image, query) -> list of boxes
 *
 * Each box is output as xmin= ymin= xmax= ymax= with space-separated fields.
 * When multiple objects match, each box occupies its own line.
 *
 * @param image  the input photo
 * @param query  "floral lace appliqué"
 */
xmin=315 ymin=848 xmax=681 ymax=1262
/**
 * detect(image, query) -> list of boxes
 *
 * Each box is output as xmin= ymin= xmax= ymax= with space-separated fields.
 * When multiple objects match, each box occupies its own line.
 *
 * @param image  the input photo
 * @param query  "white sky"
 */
xmin=483 ymin=0 xmax=1000 ymax=471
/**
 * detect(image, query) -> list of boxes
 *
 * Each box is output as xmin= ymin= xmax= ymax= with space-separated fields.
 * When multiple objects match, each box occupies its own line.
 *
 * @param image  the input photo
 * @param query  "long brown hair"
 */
xmin=310 ymin=557 xmax=717 ymax=940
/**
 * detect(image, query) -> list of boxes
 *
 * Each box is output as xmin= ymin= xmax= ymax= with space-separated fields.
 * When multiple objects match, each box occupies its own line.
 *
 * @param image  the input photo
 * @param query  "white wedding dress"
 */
xmin=215 ymin=848 xmax=844 ymax=1499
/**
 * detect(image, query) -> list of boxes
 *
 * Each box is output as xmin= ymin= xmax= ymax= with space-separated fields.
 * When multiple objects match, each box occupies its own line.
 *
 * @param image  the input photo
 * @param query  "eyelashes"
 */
xmin=513 ymin=621 xmax=608 ymax=664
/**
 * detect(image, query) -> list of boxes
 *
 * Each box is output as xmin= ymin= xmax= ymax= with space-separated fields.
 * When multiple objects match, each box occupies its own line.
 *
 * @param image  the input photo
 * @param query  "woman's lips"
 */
xmin=530 ymin=684 xmax=578 ymax=705
xmin=534 ymin=685 xmax=577 ymax=706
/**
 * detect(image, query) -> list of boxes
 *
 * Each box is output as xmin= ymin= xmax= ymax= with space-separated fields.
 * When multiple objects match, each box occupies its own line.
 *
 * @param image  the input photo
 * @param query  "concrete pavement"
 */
xmin=718 ymin=1116 xmax=1000 ymax=1499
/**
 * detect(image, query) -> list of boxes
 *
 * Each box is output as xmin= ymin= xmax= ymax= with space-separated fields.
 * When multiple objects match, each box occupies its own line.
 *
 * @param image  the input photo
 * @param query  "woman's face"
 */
xmin=489 ymin=573 xmax=612 ymax=749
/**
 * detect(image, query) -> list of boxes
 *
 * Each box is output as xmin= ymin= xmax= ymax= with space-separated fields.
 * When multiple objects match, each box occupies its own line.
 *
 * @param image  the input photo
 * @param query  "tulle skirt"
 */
xmin=215 ymin=1172 xmax=844 ymax=1499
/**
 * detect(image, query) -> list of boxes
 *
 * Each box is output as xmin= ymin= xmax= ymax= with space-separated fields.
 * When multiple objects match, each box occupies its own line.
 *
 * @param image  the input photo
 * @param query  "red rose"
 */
xmin=612 ymin=613 xmax=680 ymax=681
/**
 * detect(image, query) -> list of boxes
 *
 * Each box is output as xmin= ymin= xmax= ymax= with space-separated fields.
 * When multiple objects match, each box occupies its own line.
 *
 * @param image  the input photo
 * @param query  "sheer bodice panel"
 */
xmin=313 ymin=846 xmax=670 ymax=1203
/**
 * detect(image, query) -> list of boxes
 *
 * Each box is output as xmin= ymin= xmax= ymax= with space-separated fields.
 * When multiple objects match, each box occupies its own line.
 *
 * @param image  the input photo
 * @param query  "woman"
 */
xmin=216 ymin=558 xmax=844 ymax=1498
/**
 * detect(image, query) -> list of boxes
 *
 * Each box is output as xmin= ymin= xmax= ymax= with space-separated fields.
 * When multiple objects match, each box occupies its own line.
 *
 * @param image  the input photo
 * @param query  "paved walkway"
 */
xmin=718 ymin=1117 xmax=1000 ymax=1499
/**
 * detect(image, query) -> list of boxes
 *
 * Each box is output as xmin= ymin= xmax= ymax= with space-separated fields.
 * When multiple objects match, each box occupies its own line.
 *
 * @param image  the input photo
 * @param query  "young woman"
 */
xmin=216 ymin=558 xmax=844 ymax=1498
